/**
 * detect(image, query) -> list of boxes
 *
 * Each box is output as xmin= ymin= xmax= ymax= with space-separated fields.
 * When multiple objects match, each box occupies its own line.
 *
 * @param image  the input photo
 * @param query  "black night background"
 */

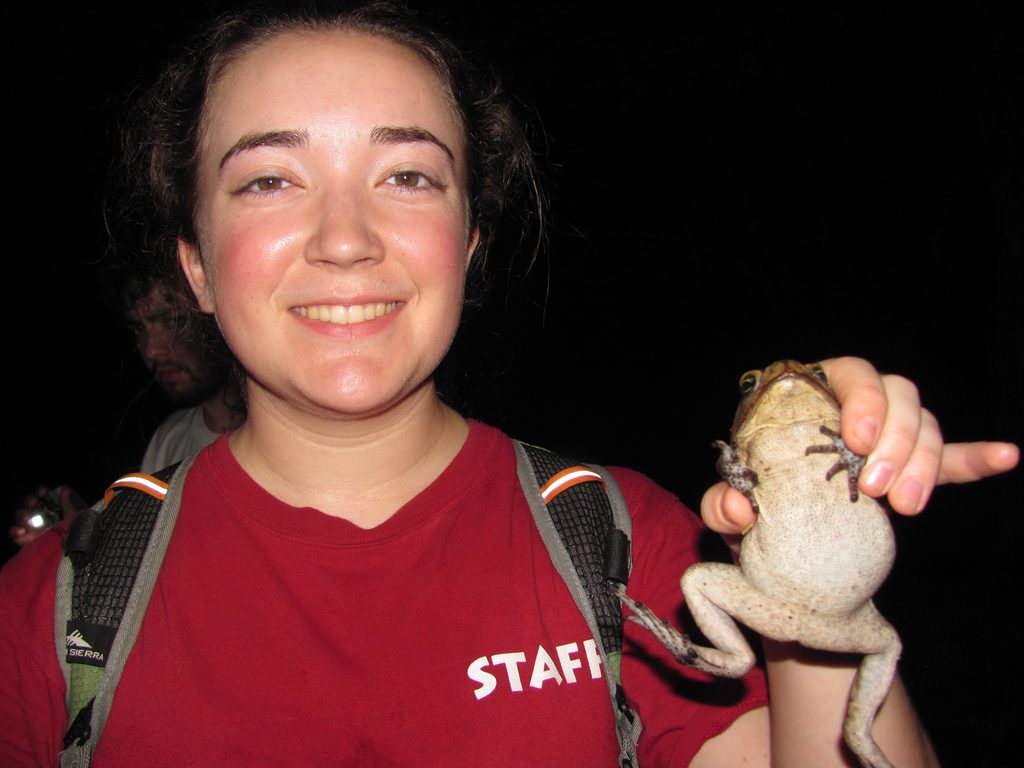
xmin=5 ymin=3 xmax=1021 ymax=764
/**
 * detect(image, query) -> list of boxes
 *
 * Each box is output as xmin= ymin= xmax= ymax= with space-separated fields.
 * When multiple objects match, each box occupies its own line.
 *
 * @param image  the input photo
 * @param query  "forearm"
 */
xmin=695 ymin=642 xmax=939 ymax=768
xmin=764 ymin=641 xmax=938 ymax=767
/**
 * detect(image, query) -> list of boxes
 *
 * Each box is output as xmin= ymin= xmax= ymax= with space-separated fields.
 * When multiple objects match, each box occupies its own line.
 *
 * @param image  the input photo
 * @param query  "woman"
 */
xmin=0 ymin=3 xmax=1016 ymax=766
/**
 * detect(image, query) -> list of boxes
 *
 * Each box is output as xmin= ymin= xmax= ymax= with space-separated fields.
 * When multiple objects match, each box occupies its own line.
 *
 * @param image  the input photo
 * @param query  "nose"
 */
xmin=140 ymin=324 xmax=173 ymax=364
xmin=304 ymin=188 xmax=385 ymax=268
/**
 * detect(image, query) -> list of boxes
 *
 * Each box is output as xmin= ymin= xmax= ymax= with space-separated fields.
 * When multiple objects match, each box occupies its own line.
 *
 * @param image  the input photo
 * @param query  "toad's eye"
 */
xmin=387 ymin=170 xmax=432 ymax=189
xmin=738 ymin=371 xmax=760 ymax=395
xmin=808 ymin=364 xmax=828 ymax=384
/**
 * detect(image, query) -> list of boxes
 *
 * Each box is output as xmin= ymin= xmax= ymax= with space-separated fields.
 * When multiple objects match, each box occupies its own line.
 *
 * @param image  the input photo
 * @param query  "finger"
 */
xmin=936 ymin=441 xmax=1020 ymax=484
xmin=857 ymin=374 xmax=923 ymax=498
xmin=885 ymin=409 xmax=943 ymax=515
xmin=701 ymin=482 xmax=756 ymax=535
xmin=819 ymin=357 xmax=888 ymax=455
xmin=10 ymin=526 xmax=39 ymax=547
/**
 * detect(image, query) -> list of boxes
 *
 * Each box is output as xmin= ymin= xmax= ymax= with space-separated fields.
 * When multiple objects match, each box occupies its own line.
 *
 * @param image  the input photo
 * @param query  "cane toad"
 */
xmin=615 ymin=360 xmax=900 ymax=768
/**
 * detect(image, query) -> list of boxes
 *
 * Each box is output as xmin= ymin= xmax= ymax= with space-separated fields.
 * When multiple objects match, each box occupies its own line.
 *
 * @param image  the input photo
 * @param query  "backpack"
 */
xmin=56 ymin=440 xmax=642 ymax=767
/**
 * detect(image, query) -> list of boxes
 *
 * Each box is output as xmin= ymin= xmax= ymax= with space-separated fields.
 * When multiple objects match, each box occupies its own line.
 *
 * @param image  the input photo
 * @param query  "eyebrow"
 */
xmin=370 ymin=125 xmax=455 ymax=163
xmin=219 ymin=129 xmax=311 ymax=170
xmin=217 ymin=125 xmax=456 ymax=171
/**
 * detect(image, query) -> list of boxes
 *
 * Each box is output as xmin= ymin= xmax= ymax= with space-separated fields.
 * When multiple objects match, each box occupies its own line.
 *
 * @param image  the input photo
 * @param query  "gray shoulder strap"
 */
xmin=513 ymin=439 xmax=642 ymax=768
xmin=56 ymin=457 xmax=194 ymax=768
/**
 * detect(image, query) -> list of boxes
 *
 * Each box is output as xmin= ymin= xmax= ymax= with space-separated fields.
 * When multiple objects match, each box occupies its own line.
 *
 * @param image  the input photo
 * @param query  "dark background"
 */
xmin=6 ymin=3 xmax=1021 ymax=764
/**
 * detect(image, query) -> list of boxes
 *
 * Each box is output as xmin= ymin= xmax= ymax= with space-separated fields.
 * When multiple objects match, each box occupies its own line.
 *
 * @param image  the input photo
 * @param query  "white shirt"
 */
xmin=140 ymin=406 xmax=219 ymax=474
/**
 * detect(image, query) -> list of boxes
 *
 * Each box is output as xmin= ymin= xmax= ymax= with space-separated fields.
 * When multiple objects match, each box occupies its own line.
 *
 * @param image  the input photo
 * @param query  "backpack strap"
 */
xmin=513 ymin=440 xmax=642 ymax=768
xmin=52 ymin=444 xmax=641 ymax=766
xmin=56 ymin=458 xmax=194 ymax=768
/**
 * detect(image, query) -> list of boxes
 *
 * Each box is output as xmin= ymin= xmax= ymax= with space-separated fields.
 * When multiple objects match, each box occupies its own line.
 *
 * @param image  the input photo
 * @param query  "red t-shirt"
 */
xmin=0 ymin=421 xmax=766 ymax=766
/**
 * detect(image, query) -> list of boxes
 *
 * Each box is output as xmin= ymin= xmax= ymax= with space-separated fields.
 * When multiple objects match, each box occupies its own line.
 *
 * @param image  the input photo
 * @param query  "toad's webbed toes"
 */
xmin=714 ymin=440 xmax=760 ymax=508
xmin=806 ymin=425 xmax=866 ymax=502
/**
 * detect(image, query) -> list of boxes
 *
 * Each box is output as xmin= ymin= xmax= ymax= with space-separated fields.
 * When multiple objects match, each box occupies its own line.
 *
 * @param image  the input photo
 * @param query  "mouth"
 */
xmin=295 ymin=301 xmax=399 ymax=325
xmin=153 ymin=363 xmax=188 ymax=382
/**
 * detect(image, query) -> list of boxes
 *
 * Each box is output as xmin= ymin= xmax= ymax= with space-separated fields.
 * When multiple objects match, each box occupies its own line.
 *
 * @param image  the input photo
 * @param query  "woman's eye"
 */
xmin=387 ymin=170 xmax=432 ymax=189
xmin=241 ymin=176 xmax=291 ymax=193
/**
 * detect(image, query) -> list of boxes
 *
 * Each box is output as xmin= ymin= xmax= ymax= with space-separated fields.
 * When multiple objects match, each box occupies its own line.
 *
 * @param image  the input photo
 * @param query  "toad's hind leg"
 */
xmin=677 ymin=562 xmax=763 ymax=677
xmin=801 ymin=601 xmax=901 ymax=768
xmin=611 ymin=583 xmax=719 ymax=674
xmin=843 ymin=615 xmax=901 ymax=768
xmin=614 ymin=564 xmax=759 ymax=677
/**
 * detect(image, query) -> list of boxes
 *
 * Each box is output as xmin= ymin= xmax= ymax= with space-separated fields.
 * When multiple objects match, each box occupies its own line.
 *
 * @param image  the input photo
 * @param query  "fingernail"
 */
xmin=854 ymin=417 xmax=880 ymax=449
xmin=893 ymin=477 xmax=925 ymax=513
xmin=862 ymin=460 xmax=893 ymax=494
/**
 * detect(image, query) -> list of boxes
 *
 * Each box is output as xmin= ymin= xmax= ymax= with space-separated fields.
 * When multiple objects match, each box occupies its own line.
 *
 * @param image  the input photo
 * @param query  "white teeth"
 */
xmin=297 ymin=301 xmax=397 ymax=325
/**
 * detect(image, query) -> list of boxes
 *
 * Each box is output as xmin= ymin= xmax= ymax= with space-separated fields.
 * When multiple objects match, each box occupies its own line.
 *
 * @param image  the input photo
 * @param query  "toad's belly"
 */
xmin=740 ymin=479 xmax=896 ymax=616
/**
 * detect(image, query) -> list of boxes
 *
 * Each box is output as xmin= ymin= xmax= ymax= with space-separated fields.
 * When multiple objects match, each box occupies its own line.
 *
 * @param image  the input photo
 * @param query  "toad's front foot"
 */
xmin=611 ymin=583 xmax=707 ymax=668
xmin=713 ymin=440 xmax=759 ymax=513
xmin=805 ymin=426 xmax=866 ymax=502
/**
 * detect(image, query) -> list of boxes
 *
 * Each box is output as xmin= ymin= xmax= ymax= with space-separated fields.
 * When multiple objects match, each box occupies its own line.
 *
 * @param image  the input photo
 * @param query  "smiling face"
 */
xmin=180 ymin=30 xmax=478 ymax=422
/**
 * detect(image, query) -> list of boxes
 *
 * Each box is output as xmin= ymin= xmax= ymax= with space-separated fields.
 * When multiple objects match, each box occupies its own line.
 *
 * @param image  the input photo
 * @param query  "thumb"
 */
xmin=701 ymin=482 xmax=756 ymax=534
